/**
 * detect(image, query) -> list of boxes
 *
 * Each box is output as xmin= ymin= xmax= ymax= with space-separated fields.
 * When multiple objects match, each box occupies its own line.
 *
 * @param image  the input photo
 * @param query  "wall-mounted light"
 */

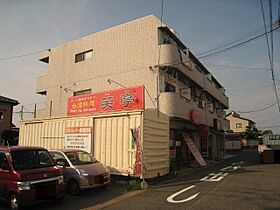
xmin=107 ymin=79 xmax=127 ymax=89
xmin=64 ymin=88 xmax=75 ymax=93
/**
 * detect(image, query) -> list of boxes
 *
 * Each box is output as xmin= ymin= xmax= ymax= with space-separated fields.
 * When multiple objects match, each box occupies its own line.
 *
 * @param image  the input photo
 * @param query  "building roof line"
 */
xmin=0 ymin=96 xmax=19 ymax=105
xmin=226 ymin=111 xmax=255 ymax=124
xmin=39 ymin=14 xmax=162 ymax=55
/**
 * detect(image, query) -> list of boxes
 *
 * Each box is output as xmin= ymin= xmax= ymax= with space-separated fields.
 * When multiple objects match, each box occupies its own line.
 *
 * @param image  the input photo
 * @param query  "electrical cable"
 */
xmin=258 ymin=125 xmax=280 ymax=129
xmin=260 ymin=0 xmax=280 ymax=112
xmin=278 ymin=0 xmax=280 ymax=27
xmin=197 ymin=25 xmax=279 ymax=60
xmin=197 ymin=23 xmax=274 ymax=57
xmin=237 ymin=101 xmax=277 ymax=113
xmin=0 ymin=49 xmax=45 ymax=60
xmin=207 ymin=63 xmax=270 ymax=71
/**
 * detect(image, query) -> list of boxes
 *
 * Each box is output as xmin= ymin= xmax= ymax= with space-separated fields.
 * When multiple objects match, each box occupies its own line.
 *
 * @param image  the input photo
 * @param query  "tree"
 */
xmin=243 ymin=126 xmax=259 ymax=140
xmin=1 ymin=129 xmax=19 ymax=146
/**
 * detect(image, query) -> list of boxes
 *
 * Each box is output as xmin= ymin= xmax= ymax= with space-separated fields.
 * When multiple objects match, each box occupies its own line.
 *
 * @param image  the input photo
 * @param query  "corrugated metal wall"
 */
xmin=19 ymin=117 xmax=93 ymax=150
xmin=19 ymin=121 xmax=44 ymax=147
xmin=19 ymin=110 xmax=170 ymax=178
xmin=93 ymin=114 xmax=141 ymax=175
xmin=143 ymin=109 xmax=170 ymax=178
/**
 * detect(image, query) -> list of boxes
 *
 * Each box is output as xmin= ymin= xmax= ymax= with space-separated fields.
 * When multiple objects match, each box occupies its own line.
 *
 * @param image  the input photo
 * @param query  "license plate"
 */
xmin=35 ymin=182 xmax=56 ymax=199
xmin=88 ymin=175 xmax=104 ymax=185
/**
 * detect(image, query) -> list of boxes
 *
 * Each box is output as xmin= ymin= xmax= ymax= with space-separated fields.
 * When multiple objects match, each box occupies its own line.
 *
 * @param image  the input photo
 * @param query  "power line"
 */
xmin=0 ymin=49 xmax=45 ymax=60
xmin=197 ymin=24 xmax=279 ymax=60
xmin=260 ymin=0 xmax=280 ymax=112
xmin=197 ymin=24 xmax=273 ymax=57
xmin=224 ymin=78 xmax=252 ymax=87
xmin=278 ymin=0 xmax=280 ymax=25
xmin=237 ymin=101 xmax=277 ymax=113
xmin=208 ymin=63 xmax=270 ymax=71
xmin=258 ymin=125 xmax=280 ymax=129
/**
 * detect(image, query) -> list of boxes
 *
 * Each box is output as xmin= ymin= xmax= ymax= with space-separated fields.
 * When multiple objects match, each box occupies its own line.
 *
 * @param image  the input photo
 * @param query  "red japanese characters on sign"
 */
xmin=67 ymin=86 xmax=144 ymax=116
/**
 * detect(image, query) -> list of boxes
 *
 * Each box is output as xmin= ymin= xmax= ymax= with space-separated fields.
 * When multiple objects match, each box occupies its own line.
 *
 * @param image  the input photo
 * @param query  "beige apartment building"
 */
xmin=225 ymin=111 xmax=256 ymax=149
xmin=226 ymin=111 xmax=255 ymax=133
xmin=19 ymin=15 xmax=229 ymax=178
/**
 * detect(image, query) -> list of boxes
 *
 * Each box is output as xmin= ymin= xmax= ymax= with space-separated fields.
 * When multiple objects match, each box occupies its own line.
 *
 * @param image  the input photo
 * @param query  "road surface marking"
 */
xmin=167 ymin=162 xmax=242 ymax=204
xmin=167 ymin=185 xmax=200 ymax=203
xmin=200 ymin=172 xmax=229 ymax=182
xmin=220 ymin=165 xmax=240 ymax=172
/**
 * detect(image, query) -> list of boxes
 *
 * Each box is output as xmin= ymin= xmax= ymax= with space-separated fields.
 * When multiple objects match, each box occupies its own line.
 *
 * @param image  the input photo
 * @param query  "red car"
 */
xmin=0 ymin=146 xmax=65 ymax=210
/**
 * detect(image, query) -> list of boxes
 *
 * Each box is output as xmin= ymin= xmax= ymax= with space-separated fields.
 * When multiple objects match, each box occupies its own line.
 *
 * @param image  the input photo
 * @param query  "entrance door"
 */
xmin=201 ymin=138 xmax=208 ymax=157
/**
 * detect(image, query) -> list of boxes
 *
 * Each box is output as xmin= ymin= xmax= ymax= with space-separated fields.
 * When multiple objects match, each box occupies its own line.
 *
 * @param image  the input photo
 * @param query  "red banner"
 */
xmin=183 ymin=133 xmax=207 ymax=167
xmin=67 ymin=86 xmax=144 ymax=116
xmin=132 ymin=128 xmax=142 ymax=176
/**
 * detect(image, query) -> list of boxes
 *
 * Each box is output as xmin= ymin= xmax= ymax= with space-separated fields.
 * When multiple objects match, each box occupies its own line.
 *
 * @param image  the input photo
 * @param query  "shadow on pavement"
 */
xmin=0 ymin=183 xmax=130 ymax=210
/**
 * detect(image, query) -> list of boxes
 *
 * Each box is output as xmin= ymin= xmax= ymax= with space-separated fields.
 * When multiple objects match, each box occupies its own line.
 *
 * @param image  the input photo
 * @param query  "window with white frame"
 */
xmin=75 ymin=50 xmax=93 ymax=63
xmin=236 ymin=123 xmax=242 ymax=128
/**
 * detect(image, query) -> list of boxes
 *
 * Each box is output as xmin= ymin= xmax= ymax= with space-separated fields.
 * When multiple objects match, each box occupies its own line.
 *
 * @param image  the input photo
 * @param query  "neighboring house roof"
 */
xmin=0 ymin=95 xmax=19 ymax=105
xmin=226 ymin=111 xmax=255 ymax=124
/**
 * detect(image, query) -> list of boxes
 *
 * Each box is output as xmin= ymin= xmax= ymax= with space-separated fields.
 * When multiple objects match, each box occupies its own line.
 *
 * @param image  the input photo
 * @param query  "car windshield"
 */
xmin=65 ymin=151 xmax=97 ymax=165
xmin=11 ymin=149 xmax=55 ymax=170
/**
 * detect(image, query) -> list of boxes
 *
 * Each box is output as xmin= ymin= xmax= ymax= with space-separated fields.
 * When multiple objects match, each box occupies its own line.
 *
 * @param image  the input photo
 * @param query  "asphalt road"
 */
xmin=103 ymin=149 xmax=280 ymax=210
xmin=0 ymin=183 xmax=130 ymax=210
xmin=1 ymin=149 xmax=279 ymax=210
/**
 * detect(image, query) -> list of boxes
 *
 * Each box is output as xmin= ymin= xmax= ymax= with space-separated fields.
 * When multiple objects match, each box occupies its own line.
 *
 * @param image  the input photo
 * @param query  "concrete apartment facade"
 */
xmin=20 ymin=15 xmax=229 ymax=178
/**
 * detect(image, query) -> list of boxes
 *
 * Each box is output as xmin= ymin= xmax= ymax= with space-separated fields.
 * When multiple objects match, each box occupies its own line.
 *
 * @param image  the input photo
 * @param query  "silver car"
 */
xmin=49 ymin=149 xmax=110 ymax=195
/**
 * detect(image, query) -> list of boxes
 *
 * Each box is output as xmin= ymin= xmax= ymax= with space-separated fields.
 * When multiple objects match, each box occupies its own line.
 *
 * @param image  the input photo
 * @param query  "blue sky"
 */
xmin=0 ymin=0 xmax=280 ymax=132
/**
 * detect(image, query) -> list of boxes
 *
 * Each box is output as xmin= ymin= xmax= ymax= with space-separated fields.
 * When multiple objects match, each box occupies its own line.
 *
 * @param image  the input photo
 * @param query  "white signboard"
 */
xmin=65 ymin=127 xmax=92 ymax=153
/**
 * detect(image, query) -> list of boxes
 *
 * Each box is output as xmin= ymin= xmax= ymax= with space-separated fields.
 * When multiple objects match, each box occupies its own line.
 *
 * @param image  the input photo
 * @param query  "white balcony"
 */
xmin=159 ymin=92 xmax=206 ymax=124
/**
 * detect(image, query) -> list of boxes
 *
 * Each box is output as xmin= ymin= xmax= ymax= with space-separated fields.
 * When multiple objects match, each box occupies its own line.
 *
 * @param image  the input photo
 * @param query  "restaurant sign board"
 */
xmin=67 ymin=86 xmax=144 ymax=116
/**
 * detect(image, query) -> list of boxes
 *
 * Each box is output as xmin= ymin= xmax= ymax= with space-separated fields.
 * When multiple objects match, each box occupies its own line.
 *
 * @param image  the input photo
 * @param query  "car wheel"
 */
xmin=9 ymin=194 xmax=19 ymax=210
xmin=68 ymin=179 xmax=80 ymax=196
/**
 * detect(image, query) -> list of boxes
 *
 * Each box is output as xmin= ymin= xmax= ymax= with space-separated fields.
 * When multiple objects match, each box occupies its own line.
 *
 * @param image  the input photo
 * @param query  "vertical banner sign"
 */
xmin=183 ymin=133 xmax=207 ymax=167
xmin=132 ymin=127 xmax=141 ymax=176
xmin=65 ymin=127 xmax=92 ymax=153
xmin=67 ymin=86 xmax=144 ymax=116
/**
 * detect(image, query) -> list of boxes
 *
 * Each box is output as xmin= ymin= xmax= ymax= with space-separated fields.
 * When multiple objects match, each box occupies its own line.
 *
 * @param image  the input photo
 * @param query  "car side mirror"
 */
xmin=56 ymin=158 xmax=67 ymax=168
